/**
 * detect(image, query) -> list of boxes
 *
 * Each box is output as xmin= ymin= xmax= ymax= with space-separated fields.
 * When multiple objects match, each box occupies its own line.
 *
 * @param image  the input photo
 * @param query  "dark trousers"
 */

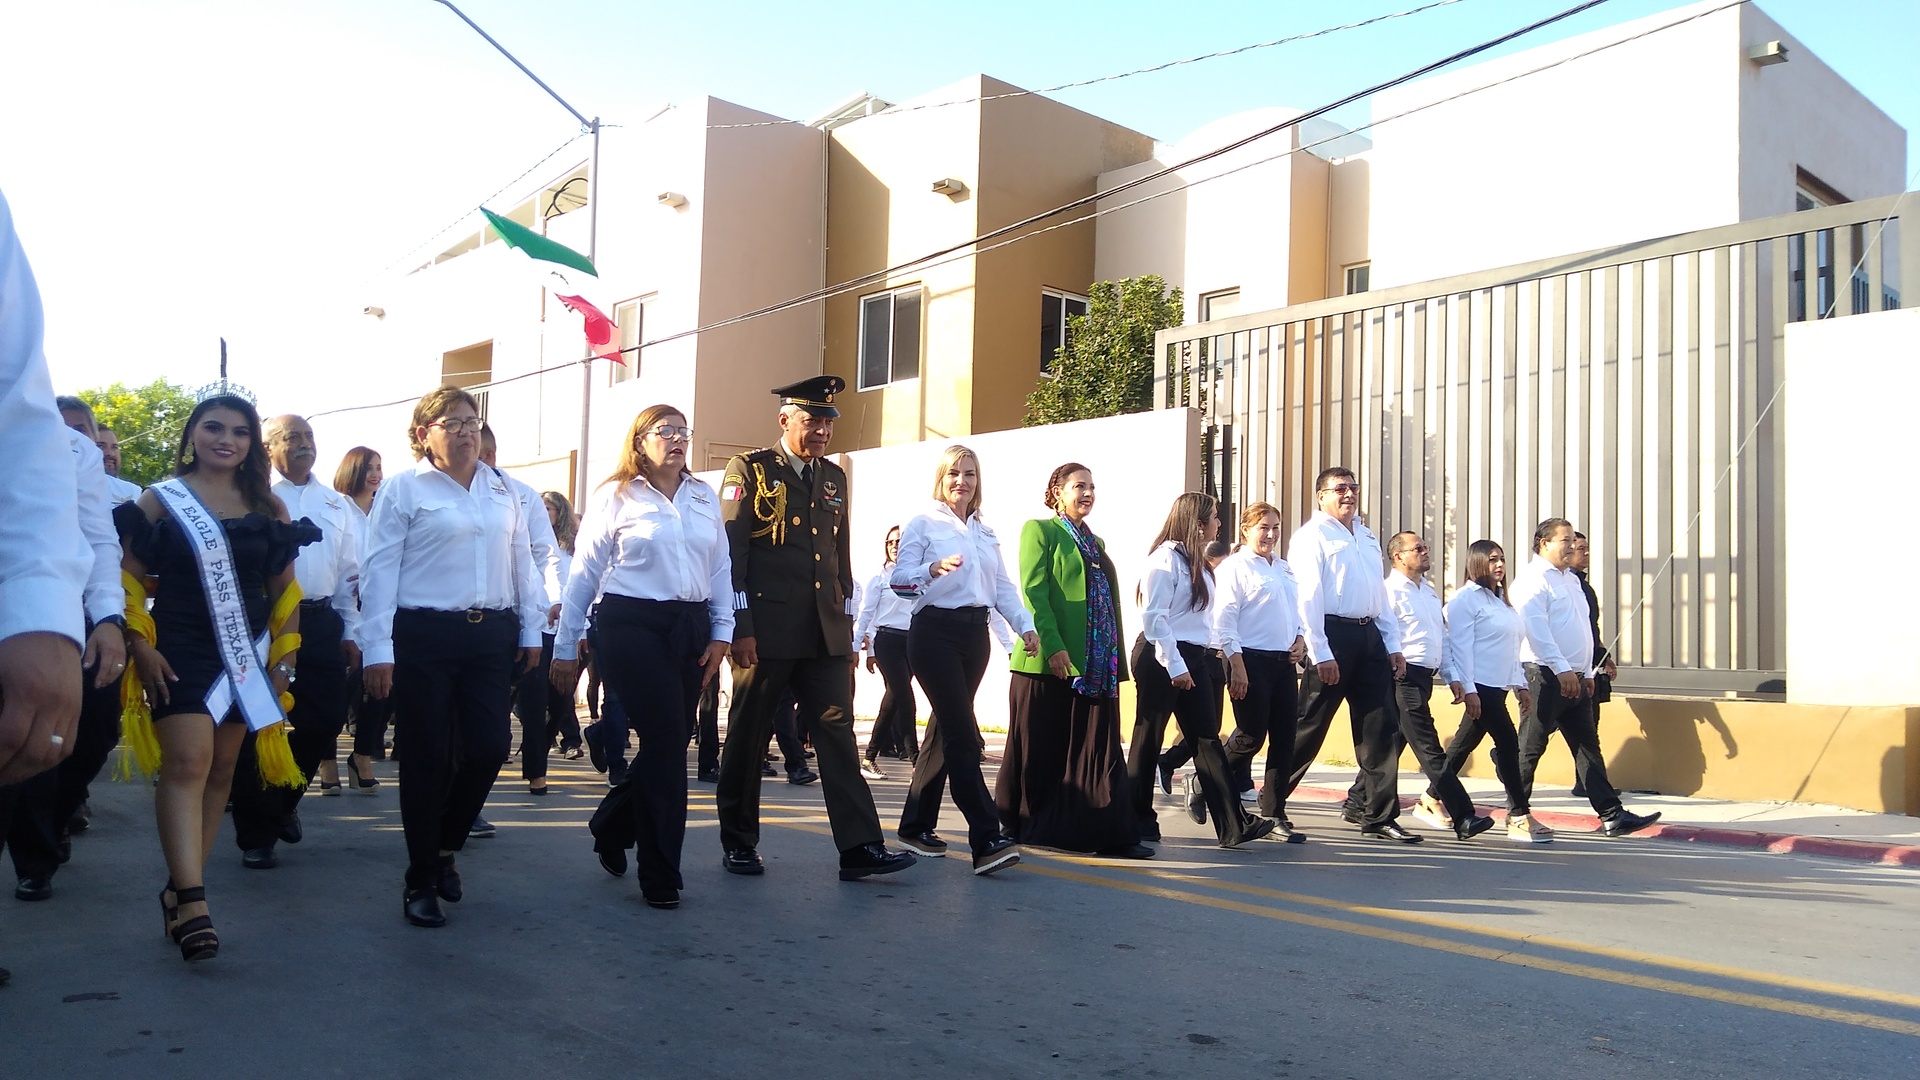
xmin=695 ymin=678 xmax=720 ymax=775
xmin=514 ymin=634 xmax=578 ymax=782
xmin=1435 ymin=685 xmax=1527 ymax=814
xmin=1391 ymin=665 xmax=1477 ymax=823
xmin=585 ymin=623 xmax=630 ymax=777
xmin=1519 ymin=664 xmax=1622 ymax=818
xmin=716 ymin=638 xmax=882 ymax=854
xmin=899 ymin=609 xmax=1002 ymax=851
xmin=586 ymin=596 xmax=706 ymax=893
xmin=390 ymin=607 xmax=518 ymax=889
xmin=1126 ymin=638 xmax=1258 ymax=845
xmin=232 ymin=603 xmax=349 ymax=851
xmin=897 ymin=711 xmax=956 ymax=836
xmin=2 ymin=656 xmax=119 ymax=879
xmin=766 ymin=692 xmax=807 ymax=773
xmin=1222 ymin=648 xmax=1298 ymax=817
xmin=867 ymin=628 xmax=918 ymax=761
xmin=349 ymin=667 xmax=392 ymax=760
xmin=1282 ymin=617 xmax=1401 ymax=826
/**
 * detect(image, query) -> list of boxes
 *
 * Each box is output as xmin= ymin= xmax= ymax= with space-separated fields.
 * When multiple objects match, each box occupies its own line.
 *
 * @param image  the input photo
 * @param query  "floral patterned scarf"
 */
xmin=1060 ymin=515 xmax=1120 ymax=700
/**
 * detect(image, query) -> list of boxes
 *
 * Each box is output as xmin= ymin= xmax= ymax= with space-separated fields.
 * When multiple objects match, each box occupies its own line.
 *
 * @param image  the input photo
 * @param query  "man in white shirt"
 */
xmin=1381 ymin=533 xmax=1493 ymax=840
xmin=1511 ymin=517 xmax=1659 ymax=838
xmin=226 ymin=415 xmax=365 ymax=869
xmin=1278 ymin=467 xmax=1418 ymax=842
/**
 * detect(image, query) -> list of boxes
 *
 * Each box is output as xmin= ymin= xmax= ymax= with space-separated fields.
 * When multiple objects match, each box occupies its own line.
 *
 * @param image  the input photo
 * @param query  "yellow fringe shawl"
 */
xmin=117 ymin=572 xmax=307 ymax=789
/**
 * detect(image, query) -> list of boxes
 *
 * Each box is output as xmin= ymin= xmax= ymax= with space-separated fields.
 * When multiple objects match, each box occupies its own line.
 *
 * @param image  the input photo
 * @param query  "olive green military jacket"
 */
xmin=719 ymin=446 xmax=855 ymax=659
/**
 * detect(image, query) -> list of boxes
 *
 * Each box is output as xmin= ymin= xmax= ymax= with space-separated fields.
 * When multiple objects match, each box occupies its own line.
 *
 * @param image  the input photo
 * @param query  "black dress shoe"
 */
xmin=971 ymin=837 xmax=1021 ymax=876
xmin=14 ymin=875 xmax=51 ymax=901
xmin=55 ymin=831 xmax=71 ymax=864
xmin=761 ymin=759 xmax=778 ymax=777
xmin=403 ymin=887 xmax=447 ymax=928
xmin=1181 ymin=774 xmax=1206 ymax=825
xmin=1359 ymin=821 xmax=1424 ymax=844
xmin=696 ymin=767 xmax=721 ymax=784
xmin=1259 ymin=820 xmax=1308 ymax=844
xmin=1340 ymin=803 xmax=1364 ymax=825
xmin=436 ymin=856 xmax=462 ymax=903
xmin=1139 ymin=825 xmax=1162 ymax=843
xmin=787 ymin=766 xmax=819 ymax=786
xmin=895 ymin=830 xmax=947 ymax=857
xmin=839 ymin=842 xmax=916 ymax=881
xmin=241 ymin=847 xmax=279 ymax=870
xmin=1599 ymin=809 xmax=1662 ymax=837
xmin=1098 ymin=843 xmax=1155 ymax=860
xmin=583 ymin=722 xmax=608 ymax=773
xmin=68 ymin=800 xmax=91 ymax=834
xmin=1454 ymin=814 xmax=1497 ymax=840
xmin=277 ymin=811 xmax=303 ymax=845
xmin=723 ymin=847 xmax=765 ymax=875
xmin=1222 ymin=816 xmax=1278 ymax=849
xmin=1157 ymin=756 xmax=1175 ymax=795
xmin=598 ymin=847 xmax=627 ymax=878
xmin=642 ymin=888 xmax=680 ymax=909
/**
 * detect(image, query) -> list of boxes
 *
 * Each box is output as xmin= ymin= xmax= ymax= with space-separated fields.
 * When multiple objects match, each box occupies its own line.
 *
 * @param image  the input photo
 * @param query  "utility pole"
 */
xmin=431 ymin=0 xmax=601 ymax=501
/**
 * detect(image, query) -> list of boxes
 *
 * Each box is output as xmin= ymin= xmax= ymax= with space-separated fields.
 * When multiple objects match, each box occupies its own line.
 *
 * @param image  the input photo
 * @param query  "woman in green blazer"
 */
xmin=994 ymin=463 xmax=1149 ymax=857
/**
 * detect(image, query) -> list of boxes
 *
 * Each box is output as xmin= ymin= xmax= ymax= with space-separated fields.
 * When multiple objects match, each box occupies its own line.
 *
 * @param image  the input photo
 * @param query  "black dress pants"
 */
xmin=2 ymin=655 xmax=119 ymax=879
xmin=587 ymin=596 xmax=706 ymax=894
xmin=1434 ymin=685 xmax=1527 ymax=814
xmin=716 ymin=633 xmax=882 ymax=854
xmin=900 ymin=608 xmax=1003 ymax=852
xmin=1282 ymin=617 xmax=1402 ymax=826
xmin=1391 ymin=665 xmax=1477 ymax=823
xmin=1222 ymin=648 xmax=1298 ymax=818
xmin=1519 ymin=664 xmax=1622 ymax=818
xmin=1126 ymin=638 xmax=1259 ymax=845
xmin=351 ymin=670 xmax=392 ymax=761
xmin=897 ymin=711 xmax=958 ymax=836
xmin=390 ymin=607 xmax=518 ymax=890
xmin=233 ymin=603 xmax=349 ymax=851
xmin=694 ymin=677 xmax=720 ymax=776
xmin=867 ymin=628 xmax=918 ymax=761
xmin=514 ymin=634 xmax=577 ymax=782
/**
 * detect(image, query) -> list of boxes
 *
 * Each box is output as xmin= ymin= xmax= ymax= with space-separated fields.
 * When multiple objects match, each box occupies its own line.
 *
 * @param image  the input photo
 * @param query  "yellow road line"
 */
xmin=1022 ymin=862 xmax=1920 ymax=1039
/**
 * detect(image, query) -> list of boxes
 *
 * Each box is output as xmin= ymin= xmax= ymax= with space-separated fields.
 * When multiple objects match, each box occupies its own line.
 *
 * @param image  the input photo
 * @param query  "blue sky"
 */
xmin=0 ymin=0 xmax=1911 ymax=409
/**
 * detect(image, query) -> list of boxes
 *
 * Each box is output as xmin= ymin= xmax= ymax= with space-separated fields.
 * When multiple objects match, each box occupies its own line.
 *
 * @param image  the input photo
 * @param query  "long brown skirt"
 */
xmin=995 ymin=671 xmax=1137 ymax=852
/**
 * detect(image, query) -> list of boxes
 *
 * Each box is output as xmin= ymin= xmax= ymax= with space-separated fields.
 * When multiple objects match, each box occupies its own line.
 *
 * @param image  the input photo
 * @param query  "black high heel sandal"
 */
xmin=169 ymin=885 xmax=219 ymax=962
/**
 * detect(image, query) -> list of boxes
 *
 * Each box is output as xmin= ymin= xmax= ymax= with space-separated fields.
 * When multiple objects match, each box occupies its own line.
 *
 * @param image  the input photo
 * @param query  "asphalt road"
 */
xmin=4 ymin=752 xmax=1918 ymax=1079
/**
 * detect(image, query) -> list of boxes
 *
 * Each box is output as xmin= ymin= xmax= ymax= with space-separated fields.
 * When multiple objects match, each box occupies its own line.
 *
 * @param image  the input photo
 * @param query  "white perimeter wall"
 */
xmin=1784 ymin=308 xmax=1920 ymax=706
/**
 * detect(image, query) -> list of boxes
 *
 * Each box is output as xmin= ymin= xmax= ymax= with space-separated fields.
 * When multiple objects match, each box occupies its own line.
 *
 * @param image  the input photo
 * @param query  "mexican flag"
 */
xmin=481 ymin=207 xmax=624 ymax=365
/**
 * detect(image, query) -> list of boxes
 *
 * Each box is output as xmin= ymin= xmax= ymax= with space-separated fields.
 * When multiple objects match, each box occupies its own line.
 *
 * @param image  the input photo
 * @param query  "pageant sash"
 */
xmin=152 ymin=480 xmax=287 ymax=732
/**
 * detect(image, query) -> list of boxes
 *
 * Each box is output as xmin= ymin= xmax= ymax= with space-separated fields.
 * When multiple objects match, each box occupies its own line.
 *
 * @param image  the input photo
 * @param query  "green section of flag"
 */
xmin=480 ymin=207 xmax=597 ymax=277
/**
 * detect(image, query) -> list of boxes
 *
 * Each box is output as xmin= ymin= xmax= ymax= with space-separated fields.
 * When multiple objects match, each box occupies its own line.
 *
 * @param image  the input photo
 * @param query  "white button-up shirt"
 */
xmin=1510 ymin=553 xmax=1594 ymax=677
xmin=1212 ymin=547 xmax=1303 ymax=657
xmin=553 ymin=475 xmax=734 ymax=661
xmin=68 ymin=429 xmax=124 ymax=627
xmin=1443 ymin=581 xmax=1526 ymax=691
xmin=890 ymin=502 xmax=1035 ymax=634
xmin=500 ymin=472 xmax=564 ymax=607
xmin=1384 ymin=570 xmax=1447 ymax=673
xmin=1287 ymin=510 xmax=1399 ymax=664
xmin=103 ymin=474 xmax=142 ymax=505
xmin=273 ymin=474 xmax=362 ymax=646
xmin=854 ymin=565 xmax=914 ymax=647
xmin=357 ymin=458 xmax=544 ymax=666
xmin=1139 ymin=541 xmax=1214 ymax=679
xmin=0 ymin=189 xmax=87 ymax=648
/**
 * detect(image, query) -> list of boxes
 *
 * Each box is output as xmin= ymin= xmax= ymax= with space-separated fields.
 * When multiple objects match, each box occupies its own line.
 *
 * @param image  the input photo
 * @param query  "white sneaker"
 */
xmin=1506 ymin=813 xmax=1555 ymax=843
xmin=859 ymin=760 xmax=886 ymax=781
xmin=1410 ymin=794 xmax=1452 ymax=831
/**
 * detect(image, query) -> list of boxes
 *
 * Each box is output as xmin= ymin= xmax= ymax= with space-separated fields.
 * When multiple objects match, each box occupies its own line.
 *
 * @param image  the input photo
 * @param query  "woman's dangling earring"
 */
xmin=181 ymin=444 xmax=196 ymax=466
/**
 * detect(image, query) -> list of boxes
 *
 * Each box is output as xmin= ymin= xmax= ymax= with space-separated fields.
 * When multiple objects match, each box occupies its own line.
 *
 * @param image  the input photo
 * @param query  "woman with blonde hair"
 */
xmin=120 ymin=391 xmax=316 ymax=960
xmin=360 ymin=386 xmax=545 ymax=928
xmin=1125 ymin=492 xmax=1275 ymax=848
xmin=891 ymin=446 xmax=1040 ymax=876
xmin=551 ymin=404 xmax=731 ymax=909
xmin=513 ymin=491 xmax=579 ymax=795
xmin=335 ymin=446 xmax=389 ymax=787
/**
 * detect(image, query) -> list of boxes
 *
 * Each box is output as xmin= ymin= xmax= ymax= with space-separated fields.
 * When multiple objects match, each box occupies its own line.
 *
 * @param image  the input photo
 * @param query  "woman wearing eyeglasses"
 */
xmin=359 ymin=387 xmax=545 ymax=928
xmin=853 ymin=525 xmax=917 ymax=776
xmin=550 ymin=405 xmax=732 ymax=910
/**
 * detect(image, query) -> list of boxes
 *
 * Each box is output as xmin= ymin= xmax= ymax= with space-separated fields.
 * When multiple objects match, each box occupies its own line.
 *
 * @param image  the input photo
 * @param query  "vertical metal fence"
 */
xmin=1157 ymin=193 xmax=1914 ymax=698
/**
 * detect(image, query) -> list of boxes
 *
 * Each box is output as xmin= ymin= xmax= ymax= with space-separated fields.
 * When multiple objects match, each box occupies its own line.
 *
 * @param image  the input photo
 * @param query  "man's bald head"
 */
xmin=265 ymin=414 xmax=316 ymax=482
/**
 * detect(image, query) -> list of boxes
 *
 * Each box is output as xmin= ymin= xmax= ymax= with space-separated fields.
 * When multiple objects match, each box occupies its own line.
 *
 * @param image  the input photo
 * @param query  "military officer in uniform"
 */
xmin=715 ymin=376 xmax=915 ymax=881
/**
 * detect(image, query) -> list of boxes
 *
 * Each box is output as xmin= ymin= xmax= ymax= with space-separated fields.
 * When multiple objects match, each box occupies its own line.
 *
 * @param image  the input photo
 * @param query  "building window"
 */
xmin=1344 ymin=263 xmax=1371 ymax=295
xmin=610 ymin=297 xmax=649 ymax=384
xmin=1039 ymin=288 xmax=1088 ymax=374
xmin=1199 ymin=289 xmax=1241 ymax=322
xmin=858 ymin=286 xmax=922 ymax=390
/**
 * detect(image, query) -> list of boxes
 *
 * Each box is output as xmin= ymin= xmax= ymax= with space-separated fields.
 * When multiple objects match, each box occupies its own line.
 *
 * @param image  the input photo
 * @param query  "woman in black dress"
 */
xmin=121 ymin=393 xmax=315 ymax=962
xmin=995 ymin=463 xmax=1148 ymax=857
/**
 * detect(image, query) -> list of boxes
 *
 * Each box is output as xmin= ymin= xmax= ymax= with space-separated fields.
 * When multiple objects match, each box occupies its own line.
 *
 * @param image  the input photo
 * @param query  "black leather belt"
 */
xmin=919 ymin=605 xmax=990 ymax=625
xmin=1326 ymin=614 xmax=1373 ymax=627
xmin=300 ymin=596 xmax=332 ymax=608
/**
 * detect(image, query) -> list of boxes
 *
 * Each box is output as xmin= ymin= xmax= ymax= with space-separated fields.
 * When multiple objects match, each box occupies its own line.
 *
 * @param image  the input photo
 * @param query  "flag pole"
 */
xmin=431 ymin=0 xmax=601 ymax=501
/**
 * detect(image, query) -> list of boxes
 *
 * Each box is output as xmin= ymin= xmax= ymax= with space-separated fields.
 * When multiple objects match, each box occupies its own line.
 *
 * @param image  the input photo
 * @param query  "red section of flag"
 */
xmin=556 ymin=293 xmax=624 ymax=365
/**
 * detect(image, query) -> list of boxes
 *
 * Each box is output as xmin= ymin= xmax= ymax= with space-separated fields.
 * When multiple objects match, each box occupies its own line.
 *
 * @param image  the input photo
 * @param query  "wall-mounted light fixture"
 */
xmin=657 ymin=191 xmax=688 ymax=208
xmin=363 ymin=306 xmax=386 ymax=319
xmin=1747 ymin=40 xmax=1789 ymax=66
xmin=930 ymin=177 xmax=968 ymax=197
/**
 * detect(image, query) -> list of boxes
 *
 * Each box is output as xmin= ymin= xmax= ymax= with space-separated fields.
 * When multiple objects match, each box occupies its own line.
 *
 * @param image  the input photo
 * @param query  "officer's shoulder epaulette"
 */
xmin=741 ymin=447 xmax=780 ymax=466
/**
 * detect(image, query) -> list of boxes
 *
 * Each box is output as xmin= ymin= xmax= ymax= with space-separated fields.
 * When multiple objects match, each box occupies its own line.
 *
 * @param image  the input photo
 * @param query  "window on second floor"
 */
xmin=1199 ymin=289 xmax=1241 ymax=323
xmin=1039 ymin=288 xmax=1089 ymax=374
xmin=610 ymin=297 xmax=650 ymax=384
xmin=1344 ymin=263 xmax=1372 ymax=295
xmin=858 ymin=286 xmax=923 ymax=390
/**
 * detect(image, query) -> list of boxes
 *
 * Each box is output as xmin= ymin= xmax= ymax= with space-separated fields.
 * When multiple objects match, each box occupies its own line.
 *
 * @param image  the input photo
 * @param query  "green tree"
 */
xmin=77 ymin=379 xmax=196 ymax=487
xmin=1024 ymin=275 xmax=1184 ymax=427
